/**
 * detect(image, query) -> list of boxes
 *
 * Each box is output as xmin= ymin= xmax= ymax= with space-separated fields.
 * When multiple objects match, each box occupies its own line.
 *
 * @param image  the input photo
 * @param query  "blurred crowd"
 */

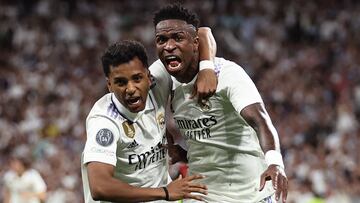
xmin=0 ymin=0 xmax=359 ymax=202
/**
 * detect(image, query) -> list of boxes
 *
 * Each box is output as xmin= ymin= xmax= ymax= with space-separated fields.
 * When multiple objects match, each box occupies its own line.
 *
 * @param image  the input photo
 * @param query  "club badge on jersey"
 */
xmin=199 ymin=100 xmax=212 ymax=112
xmin=157 ymin=112 xmax=165 ymax=129
xmin=122 ymin=121 xmax=135 ymax=138
xmin=96 ymin=128 xmax=114 ymax=146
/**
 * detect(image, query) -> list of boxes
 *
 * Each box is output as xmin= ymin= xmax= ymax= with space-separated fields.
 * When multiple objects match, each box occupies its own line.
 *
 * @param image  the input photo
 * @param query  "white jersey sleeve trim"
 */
xmin=83 ymin=116 xmax=120 ymax=166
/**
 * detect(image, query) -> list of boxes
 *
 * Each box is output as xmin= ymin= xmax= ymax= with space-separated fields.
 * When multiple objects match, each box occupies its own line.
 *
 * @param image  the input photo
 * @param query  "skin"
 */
xmin=155 ymin=19 xmax=200 ymax=84
xmin=87 ymin=56 xmax=208 ymax=202
xmin=155 ymin=21 xmax=217 ymax=104
xmin=241 ymin=103 xmax=288 ymax=202
xmin=155 ymin=19 xmax=288 ymax=202
xmin=107 ymin=57 xmax=151 ymax=113
xmin=193 ymin=27 xmax=218 ymax=100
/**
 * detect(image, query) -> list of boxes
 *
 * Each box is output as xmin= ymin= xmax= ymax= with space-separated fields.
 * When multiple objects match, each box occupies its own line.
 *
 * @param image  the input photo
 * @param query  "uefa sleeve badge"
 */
xmin=95 ymin=128 xmax=114 ymax=146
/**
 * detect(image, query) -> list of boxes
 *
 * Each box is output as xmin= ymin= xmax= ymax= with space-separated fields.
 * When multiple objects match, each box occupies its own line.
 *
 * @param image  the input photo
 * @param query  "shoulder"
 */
xmin=24 ymin=169 xmax=43 ymax=178
xmin=214 ymin=57 xmax=251 ymax=86
xmin=214 ymin=57 xmax=245 ymax=75
xmin=3 ymin=170 xmax=16 ymax=182
xmin=149 ymin=59 xmax=167 ymax=76
xmin=149 ymin=59 xmax=171 ymax=102
xmin=87 ymin=93 xmax=120 ymax=121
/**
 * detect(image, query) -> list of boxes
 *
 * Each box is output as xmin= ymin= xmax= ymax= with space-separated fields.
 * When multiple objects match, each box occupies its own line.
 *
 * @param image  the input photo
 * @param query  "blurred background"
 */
xmin=0 ymin=0 xmax=359 ymax=202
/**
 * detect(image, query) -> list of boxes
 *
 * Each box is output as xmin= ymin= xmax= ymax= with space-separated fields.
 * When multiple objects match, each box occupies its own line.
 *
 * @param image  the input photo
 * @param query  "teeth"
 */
xmin=128 ymin=98 xmax=140 ymax=105
xmin=170 ymin=63 xmax=180 ymax=68
xmin=166 ymin=55 xmax=177 ymax=60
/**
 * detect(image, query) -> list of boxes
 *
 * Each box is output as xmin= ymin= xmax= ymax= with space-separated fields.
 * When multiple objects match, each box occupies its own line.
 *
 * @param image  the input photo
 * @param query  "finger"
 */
xmin=177 ymin=174 xmax=183 ymax=180
xmin=259 ymin=173 xmax=267 ymax=191
xmin=275 ymin=175 xmax=283 ymax=201
xmin=186 ymin=174 xmax=205 ymax=181
xmin=272 ymin=171 xmax=279 ymax=190
xmin=187 ymin=182 xmax=208 ymax=190
xmin=186 ymin=187 xmax=208 ymax=195
xmin=282 ymin=177 xmax=288 ymax=203
xmin=198 ymin=91 xmax=205 ymax=102
xmin=199 ymin=97 xmax=207 ymax=106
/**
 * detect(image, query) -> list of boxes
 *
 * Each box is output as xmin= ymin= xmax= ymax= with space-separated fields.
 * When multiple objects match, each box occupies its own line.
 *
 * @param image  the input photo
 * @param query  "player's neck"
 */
xmin=176 ymin=58 xmax=199 ymax=83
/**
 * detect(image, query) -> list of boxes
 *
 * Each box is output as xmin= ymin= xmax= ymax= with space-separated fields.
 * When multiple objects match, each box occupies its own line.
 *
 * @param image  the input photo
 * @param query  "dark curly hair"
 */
xmin=153 ymin=3 xmax=199 ymax=29
xmin=101 ymin=40 xmax=148 ymax=77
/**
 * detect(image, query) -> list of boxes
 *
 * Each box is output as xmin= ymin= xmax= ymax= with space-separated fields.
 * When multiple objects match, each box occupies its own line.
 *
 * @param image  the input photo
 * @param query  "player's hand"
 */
xmin=166 ymin=174 xmax=208 ymax=201
xmin=191 ymin=69 xmax=217 ymax=105
xmin=259 ymin=165 xmax=288 ymax=203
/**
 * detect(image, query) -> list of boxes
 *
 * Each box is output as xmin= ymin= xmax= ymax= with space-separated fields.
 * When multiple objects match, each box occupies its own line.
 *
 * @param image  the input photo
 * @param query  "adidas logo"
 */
xmin=127 ymin=140 xmax=139 ymax=149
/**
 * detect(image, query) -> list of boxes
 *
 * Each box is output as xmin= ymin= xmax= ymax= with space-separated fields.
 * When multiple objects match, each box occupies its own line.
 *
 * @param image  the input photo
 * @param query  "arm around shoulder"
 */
xmin=87 ymin=162 xmax=166 ymax=202
xmin=86 ymin=161 xmax=208 ymax=202
xmin=193 ymin=27 xmax=218 ymax=103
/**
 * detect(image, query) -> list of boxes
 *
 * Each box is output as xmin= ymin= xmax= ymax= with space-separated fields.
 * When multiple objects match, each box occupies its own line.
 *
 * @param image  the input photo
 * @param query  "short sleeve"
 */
xmin=28 ymin=170 xmax=47 ymax=193
xmin=221 ymin=63 xmax=263 ymax=113
xmin=83 ymin=116 xmax=120 ymax=166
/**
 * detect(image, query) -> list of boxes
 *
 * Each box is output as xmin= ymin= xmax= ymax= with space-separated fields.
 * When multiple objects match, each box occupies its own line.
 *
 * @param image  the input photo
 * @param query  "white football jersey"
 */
xmin=3 ymin=169 xmax=47 ymax=203
xmin=170 ymin=57 xmax=275 ymax=202
xmin=81 ymin=63 xmax=172 ymax=203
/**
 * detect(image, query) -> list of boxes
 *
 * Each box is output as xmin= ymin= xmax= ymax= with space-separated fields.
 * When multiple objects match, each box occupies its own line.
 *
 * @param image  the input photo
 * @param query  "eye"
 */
xmin=156 ymin=36 xmax=167 ymax=45
xmin=174 ymin=35 xmax=183 ymax=42
xmin=132 ymin=74 xmax=143 ymax=82
xmin=115 ymin=78 xmax=127 ymax=86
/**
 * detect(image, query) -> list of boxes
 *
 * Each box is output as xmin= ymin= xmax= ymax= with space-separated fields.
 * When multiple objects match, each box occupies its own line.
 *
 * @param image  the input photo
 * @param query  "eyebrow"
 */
xmin=113 ymin=77 xmax=127 ymax=83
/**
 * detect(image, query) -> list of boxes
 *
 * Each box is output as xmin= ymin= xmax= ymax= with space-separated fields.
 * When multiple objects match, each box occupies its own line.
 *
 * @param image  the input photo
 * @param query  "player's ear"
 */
xmin=147 ymin=70 xmax=152 ymax=86
xmin=106 ymin=77 xmax=112 ymax=92
xmin=194 ymin=35 xmax=199 ymax=51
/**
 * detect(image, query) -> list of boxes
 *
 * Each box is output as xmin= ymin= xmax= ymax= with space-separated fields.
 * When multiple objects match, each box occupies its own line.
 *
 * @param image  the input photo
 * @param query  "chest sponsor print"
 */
xmin=175 ymin=116 xmax=218 ymax=141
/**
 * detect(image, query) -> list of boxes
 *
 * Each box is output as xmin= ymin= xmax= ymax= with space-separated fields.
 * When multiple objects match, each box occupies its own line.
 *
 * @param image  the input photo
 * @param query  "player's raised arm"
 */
xmin=192 ymin=27 xmax=218 ymax=104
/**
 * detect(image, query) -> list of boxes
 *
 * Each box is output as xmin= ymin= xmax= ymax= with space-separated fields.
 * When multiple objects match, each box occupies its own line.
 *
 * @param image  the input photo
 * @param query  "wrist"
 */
xmin=199 ymin=60 xmax=215 ymax=71
xmin=162 ymin=186 xmax=170 ymax=201
xmin=265 ymin=150 xmax=284 ymax=169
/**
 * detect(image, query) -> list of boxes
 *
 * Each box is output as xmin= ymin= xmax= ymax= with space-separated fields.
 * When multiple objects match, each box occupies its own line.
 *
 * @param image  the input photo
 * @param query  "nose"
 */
xmin=126 ymin=82 xmax=136 ymax=95
xmin=164 ymin=39 xmax=176 ymax=52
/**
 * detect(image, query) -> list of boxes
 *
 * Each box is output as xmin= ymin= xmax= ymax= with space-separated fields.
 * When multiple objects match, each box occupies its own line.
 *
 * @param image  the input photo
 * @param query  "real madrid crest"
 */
xmin=122 ymin=121 xmax=135 ymax=138
xmin=199 ymin=99 xmax=212 ymax=112
xmin=157 ymin=112 xmax=165 ymax=129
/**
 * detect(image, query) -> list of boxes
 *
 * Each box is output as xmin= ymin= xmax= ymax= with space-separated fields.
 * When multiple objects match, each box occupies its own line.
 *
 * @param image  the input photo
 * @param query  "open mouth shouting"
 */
xmin=164 ymin=55 xmax=182 ymax=73
xmin=125 ymin=96 xmax=143 ymax=112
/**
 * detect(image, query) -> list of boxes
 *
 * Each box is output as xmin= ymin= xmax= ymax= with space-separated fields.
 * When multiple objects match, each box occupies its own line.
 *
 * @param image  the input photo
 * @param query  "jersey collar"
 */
xmin=171 ymin=74 xmax=198 ymax=90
